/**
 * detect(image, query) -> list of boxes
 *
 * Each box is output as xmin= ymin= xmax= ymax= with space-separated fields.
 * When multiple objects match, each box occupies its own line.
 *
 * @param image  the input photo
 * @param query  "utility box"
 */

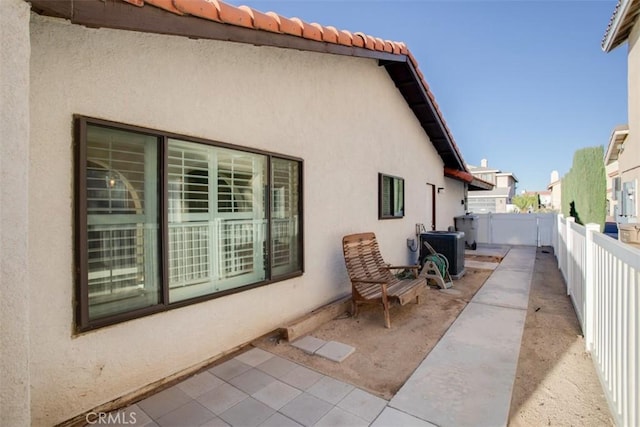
xmin=419 ymin=231 xmax=465 ymax=279
xmin=618 ymin=223 xmax=640 ymax=248
xmin=454 ymin=214 xmax=478 ymax=250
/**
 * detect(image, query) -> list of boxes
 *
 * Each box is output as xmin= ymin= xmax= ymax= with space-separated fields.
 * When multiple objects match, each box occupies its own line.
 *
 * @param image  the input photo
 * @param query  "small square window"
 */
xmin=379 ymin=173 xmax=404 ymax=219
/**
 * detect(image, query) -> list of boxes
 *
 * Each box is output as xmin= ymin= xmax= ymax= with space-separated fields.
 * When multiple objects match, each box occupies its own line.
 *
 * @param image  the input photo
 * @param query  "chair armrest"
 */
xmin=385 ymin=265 xmax=420 ymax=270
xmin=385 ymin=265 xmax=420 ymax=278
xmin=351 ymin=277 xmax=388 ymax=284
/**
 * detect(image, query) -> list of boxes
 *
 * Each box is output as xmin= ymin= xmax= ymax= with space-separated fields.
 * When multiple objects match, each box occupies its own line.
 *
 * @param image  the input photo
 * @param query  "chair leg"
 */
xmin=351 ymin=300 xmax=359 ymax=318
xmin=382 ymin=296 xmax=391 ymax=328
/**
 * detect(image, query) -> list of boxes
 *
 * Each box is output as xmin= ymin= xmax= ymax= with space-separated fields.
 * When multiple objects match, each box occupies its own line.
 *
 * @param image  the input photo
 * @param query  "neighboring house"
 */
xmin=603 ymin=0 xmax=640 ymax=225
xmin=0 ymin=0 xmax=481 ymax=425
xmin=520 ymin=190 xmax=551 ymax=211
xmin=547 ymin=170 xmax=562 ymax=211
xmin=537 ymin=191 xmax=552 ymax=209
xmin=603 ymin=125 xmax=629 ymax=220
xmin=467 ymin=159 xmax=519 ymax=213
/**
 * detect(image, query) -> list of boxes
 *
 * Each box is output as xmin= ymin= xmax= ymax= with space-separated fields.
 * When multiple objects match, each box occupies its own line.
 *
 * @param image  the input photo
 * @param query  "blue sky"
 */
xmin=232 ymin=0 xmax=628 ymax=192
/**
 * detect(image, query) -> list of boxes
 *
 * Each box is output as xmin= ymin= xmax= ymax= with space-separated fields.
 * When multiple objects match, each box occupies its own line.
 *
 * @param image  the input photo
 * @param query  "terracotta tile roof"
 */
xmin=28 ymin=0 xmax=468 ymax=177
xmin=114 ymin=0 xmax=469 ymax=176
xmin=444 ymin=168 xmax=474 ymax=183
xmin=124 ymin=0 xmax=409 ymax=54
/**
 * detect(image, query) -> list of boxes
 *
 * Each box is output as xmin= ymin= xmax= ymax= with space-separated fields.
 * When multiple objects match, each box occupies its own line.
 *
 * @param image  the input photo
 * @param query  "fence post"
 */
xmin=488 ymin=212 xmax=493 ymax=244
xmin=555 ymin=214 xmax=562 ymax=267
xmin=566 ymin=217 xmax=575 ymax=296
xmin=552 ymin=213 xmax=558 ymax=253
xmin=584 ymin=223 xmax=598 ymax=351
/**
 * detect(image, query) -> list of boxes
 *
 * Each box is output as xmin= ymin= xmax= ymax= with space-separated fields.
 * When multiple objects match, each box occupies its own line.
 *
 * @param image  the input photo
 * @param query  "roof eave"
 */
xmin=382 ymin=59 xmax=467 ymax=172
xmin=28 ymin=0 xmax=470 ymax=175
xmin=604 ymin=126 xmax=629 ymax=164
xmin=602 ymin=0 xmax=638 ymax=52
xmin=468 ymin=176 xmax=494 ymax=191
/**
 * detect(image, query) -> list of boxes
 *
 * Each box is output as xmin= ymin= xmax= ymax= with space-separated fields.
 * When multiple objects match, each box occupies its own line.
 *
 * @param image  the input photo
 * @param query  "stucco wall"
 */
xmin=28 ymin=14 xmax=465 ymax=424
xmin=624 ymin=17 xmax=640 ymax=211
xmin=440 ymin=177 xmax=466 ymax=229
xmin=0 ymin=0 xmax=31 ymax=425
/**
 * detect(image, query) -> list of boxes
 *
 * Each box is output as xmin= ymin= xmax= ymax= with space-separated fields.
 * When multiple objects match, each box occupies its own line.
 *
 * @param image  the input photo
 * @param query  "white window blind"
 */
xmin=168 ymin=144 xmax=210 ymax=218
xmin=218 ymin=152 xmax=255 ymax=214
xmin=271 ymin=159 xmax=300 ymax=275
xmin=167 ymin=141 xmax=267 ymax=301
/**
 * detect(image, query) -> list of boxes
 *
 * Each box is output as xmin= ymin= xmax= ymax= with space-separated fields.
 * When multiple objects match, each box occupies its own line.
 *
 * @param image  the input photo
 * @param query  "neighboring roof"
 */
xmin=495 ymin=172 xmax=519 ymax=183
xmin=468 ymin=176 xmax=494 ymax=191
xmin=604 ymin=124 xmax=629 ymax=165
xmin=602 ymin=0 xmax=640 ymax=52
xmin=547 ymin=179 xmax=561 ymax=190
xmin=467 ymin=187 xmax=511 ymax=198
xmin=467 ymin=162 xmax=519 ymax=183
xmin=467 ymin=165 xmax=499 ymax=173
xmin=28 ymin=0 xmax=472 ymax=181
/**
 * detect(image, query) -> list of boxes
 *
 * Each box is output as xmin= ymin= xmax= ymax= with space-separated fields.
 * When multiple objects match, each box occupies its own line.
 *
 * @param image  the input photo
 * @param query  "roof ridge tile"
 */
xmin=278 ymin=15 xmax=303 ymax=36
xmin=364 ymin=34 xmax=376 ymax=50
xmin=337 ymin=29 xmax=354 ymax=46
xmin=290 ymin=17 xmax=306 ymax=34
xmin=351 ymin=32 xmax=366 ymax=48
xmin=219 ymin=2 xmax=253 ymax=28
xmin=373 ymin=37 xmax=385 ymax=51
xmin=322 ymin=25 xmax=339 ymax=43
xmin=172 ymin=0 xmax=221 ymax=22
xmin=301 ymin=21 xmax=323 ymax=41
xmin=248 ymin=7 xmax=279 ymax=33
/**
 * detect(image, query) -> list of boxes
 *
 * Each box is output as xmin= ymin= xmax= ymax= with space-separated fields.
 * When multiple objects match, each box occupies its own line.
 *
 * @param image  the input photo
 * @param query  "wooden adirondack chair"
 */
xmin=342 ymin=232 xmax=427 ymax=328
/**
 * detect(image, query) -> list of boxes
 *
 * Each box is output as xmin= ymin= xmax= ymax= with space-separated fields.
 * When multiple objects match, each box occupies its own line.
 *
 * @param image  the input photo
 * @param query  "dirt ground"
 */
xmin=252 ymin=248 xmax=614 ymax=425
xmin=508 ymin=248 xmax=613 ymax=426
xmin=253 ymin=267 xmax=492 ymax=399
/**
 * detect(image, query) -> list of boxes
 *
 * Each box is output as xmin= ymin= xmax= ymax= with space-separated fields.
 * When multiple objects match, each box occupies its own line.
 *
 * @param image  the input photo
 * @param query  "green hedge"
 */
xmin=561 ymin=146 xmax=606 ymax=230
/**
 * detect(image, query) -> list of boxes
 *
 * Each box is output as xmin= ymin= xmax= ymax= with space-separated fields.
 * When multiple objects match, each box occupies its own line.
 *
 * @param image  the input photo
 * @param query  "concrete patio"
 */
xmin=90 ymin=244 xmax=540 ymax=426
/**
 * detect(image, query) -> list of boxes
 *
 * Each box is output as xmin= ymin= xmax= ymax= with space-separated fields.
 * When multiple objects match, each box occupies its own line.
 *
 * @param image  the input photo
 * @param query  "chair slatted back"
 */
xmin=342 ymin=232 xmax=394 ymax=282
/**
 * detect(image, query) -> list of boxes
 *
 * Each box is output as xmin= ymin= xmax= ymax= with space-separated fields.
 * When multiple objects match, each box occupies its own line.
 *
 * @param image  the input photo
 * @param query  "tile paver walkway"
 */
xmin=116 ymin=348 xmax=386 ymax=427
xmin=97 ymin=244 xmax=536 ymax=427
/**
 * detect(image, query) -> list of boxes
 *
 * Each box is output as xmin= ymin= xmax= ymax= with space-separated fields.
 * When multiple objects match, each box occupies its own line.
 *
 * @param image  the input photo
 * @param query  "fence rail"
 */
xmin=553 ymin=214 xmax=639 ymax=426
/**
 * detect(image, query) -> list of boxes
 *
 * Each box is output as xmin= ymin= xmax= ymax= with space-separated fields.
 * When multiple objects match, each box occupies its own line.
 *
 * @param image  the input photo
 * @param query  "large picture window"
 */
xmin=379 ymin=173 xmax=404 ymax=219
xmin=76 ymin=117 xmax=303 ymax=330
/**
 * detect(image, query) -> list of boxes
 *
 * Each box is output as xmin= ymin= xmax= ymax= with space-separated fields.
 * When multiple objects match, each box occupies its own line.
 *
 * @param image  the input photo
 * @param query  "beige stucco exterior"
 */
xmin=0 ymin=1 xmax=31 ymax=426
xmin=622 ymin=17 xmax=640 ymax=218
xmin=11 ymin=13 xmax=468 ymax=425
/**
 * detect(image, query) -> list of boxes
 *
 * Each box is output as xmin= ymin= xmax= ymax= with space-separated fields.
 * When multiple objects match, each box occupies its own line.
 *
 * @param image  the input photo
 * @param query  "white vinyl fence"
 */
xmin=554 ymin=214 xmax=639 ymax=426
xmin=474 ymin=213 xmax=555 ymax=246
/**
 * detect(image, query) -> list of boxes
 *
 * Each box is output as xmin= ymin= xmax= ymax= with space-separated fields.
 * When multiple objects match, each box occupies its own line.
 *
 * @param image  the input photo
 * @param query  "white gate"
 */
xmin=474 ymin=213 xmax=555 ymax=246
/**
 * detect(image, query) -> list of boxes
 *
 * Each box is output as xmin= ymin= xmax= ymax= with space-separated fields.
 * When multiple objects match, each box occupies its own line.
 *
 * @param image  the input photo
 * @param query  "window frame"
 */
xmin=378 ymin=173 xmax=405 ymax=219
xmin=75 ymin=116 xmax=304 ymax=332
